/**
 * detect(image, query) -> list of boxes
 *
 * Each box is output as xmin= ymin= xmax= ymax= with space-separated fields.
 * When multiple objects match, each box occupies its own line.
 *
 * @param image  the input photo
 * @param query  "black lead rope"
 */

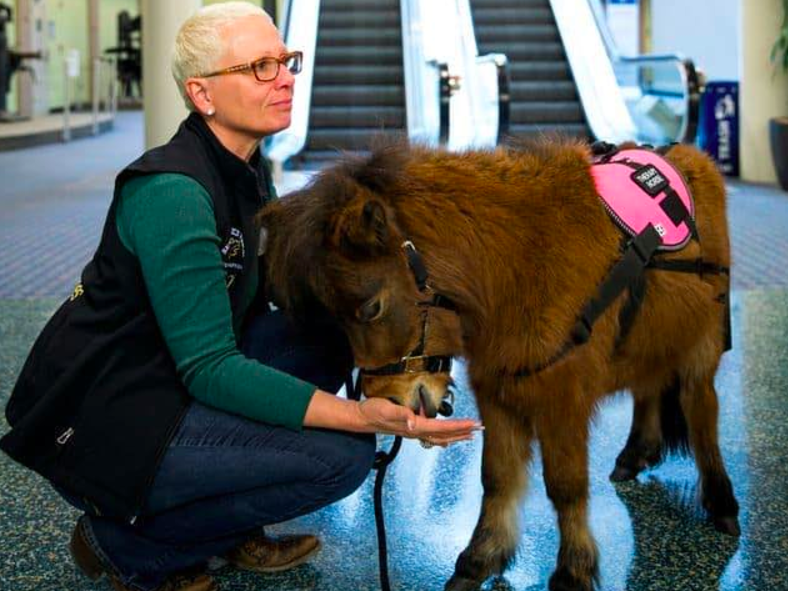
xmin=341 ymin=239 xmax=456 ymax=591
xmin=347 ymin=373 xmax=402 ymax=591
xmin=372 ymin=435 xmax=402 ymax=591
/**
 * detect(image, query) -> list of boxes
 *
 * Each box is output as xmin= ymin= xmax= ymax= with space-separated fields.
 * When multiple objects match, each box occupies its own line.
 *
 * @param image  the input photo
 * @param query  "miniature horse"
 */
xmin=257 ymin=139 xmax=739 ymax=591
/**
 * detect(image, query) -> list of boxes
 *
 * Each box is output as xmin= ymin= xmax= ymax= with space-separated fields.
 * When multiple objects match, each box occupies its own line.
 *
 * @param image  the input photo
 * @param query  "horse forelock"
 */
xmin=266 ymin=144 xmax=416 ymax=318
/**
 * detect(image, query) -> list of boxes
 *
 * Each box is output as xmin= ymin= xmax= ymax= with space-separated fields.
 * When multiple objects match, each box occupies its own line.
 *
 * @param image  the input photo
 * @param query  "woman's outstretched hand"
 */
xmin=355 ymin=397 xmax=483 ymax=447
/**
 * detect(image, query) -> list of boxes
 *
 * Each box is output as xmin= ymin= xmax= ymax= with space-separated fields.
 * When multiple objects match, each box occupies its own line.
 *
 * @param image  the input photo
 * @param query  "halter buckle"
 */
xmin=401 ymin=355 xmax=428 ymax=373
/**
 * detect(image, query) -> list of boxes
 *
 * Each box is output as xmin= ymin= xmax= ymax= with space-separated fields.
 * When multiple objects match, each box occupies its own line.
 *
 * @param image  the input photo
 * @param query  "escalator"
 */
xmin=470 ymin=0 xmax=590 ymax=141
xmin=292 ymin=0 xmax=406 ymax=168
xmin=269 ymin=0 xmax=701 ymax=169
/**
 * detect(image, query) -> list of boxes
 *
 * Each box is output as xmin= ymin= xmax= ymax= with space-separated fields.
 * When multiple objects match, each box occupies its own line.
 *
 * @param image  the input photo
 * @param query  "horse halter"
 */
xmin=358 ymin=240 xmax=456 ymax=381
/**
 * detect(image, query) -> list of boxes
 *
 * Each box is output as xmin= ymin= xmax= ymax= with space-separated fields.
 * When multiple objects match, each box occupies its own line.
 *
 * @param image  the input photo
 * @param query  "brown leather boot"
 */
xmin=69 ymin=517 xmax=218 ymax=591
xmin=226 ymin=532 xmax=321 ymax=573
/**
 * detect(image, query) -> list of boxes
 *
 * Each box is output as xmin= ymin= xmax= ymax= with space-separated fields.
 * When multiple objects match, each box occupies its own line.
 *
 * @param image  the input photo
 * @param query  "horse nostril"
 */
xmin=438 ymin=400 xmax=454 ymax=417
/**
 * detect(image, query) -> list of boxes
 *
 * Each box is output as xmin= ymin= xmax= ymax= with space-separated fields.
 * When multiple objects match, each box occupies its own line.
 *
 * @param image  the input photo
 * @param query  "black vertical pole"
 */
xmin=0 ymin=4 xmax=12 ymax=113
xmin=263 ymin=0 xmax=278 ymax=24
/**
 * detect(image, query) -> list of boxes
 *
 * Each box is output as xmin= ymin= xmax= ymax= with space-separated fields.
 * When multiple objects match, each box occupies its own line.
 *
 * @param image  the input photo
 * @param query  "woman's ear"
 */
xmin=184 ymin=77 xmax=214 ymax=116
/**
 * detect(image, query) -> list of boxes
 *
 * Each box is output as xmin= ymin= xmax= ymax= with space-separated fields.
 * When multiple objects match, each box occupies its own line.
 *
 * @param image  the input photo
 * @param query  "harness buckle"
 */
xmin=401 ymin=355 xmax=428 ymax=373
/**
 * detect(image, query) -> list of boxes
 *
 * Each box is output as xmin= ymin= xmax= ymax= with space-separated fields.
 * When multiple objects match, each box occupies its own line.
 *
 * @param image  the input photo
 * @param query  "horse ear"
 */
xmin=332 ymin=197 xmax=390 ymax=256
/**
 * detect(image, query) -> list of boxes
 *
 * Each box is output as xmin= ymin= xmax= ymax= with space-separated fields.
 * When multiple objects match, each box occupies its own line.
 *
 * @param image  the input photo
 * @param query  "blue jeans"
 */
xmin=59 ymin=311 xmax=376 ymax=591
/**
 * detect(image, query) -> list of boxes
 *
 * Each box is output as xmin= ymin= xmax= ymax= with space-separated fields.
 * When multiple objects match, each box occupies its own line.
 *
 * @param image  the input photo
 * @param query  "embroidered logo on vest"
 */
xmin=69 ymin=283 xmax=84 ymax=301
xmin=221 ymin=227 xmax=245 ymax=289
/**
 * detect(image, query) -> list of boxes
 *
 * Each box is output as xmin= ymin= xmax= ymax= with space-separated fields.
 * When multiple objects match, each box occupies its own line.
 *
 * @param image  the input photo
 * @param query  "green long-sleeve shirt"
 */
xmin=116 ymin=173 xmax=316 ymax=430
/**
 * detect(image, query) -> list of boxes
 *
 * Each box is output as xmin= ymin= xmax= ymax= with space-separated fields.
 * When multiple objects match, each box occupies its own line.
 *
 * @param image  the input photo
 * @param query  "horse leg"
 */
xmin=610 ymin=383 xmax=666 ymax=481
xmin=445 ymin=389 xmax=533 ymax=591
xmin=538 ymin=391 xmax=598 ymax=591
xmin=679 ymin=370 xmax=740 ymax=536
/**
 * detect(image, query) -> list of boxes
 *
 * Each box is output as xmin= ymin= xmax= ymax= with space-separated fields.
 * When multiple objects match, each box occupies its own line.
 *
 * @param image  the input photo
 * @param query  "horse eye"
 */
xmin=356 ymin=297 xmax=383 ymax=323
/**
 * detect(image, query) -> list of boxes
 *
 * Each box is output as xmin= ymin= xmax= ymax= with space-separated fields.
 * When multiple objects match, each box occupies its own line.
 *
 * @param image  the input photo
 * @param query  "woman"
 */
xmin=0 ymin=4 xmax=481 ymax=591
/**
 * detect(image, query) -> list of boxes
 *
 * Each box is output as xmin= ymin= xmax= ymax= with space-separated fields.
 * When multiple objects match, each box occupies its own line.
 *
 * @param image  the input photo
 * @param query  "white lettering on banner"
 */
xmin=718 ymin=120 xmax=731 ymax=162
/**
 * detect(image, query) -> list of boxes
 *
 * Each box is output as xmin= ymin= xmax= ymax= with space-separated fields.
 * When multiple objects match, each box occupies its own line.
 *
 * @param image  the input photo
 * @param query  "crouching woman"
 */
xmin=0 ymin=3 xmax=479 ymax=591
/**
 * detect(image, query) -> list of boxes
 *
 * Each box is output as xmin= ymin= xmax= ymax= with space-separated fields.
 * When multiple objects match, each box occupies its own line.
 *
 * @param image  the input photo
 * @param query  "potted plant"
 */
xmin=770 ymin=0 xmax=788 ymax=190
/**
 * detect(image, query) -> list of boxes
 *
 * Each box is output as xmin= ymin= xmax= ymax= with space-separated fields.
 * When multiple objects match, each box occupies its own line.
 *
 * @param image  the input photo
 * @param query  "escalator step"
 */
xmin=504 ymin=123 xmax=590 ymax=140
xmin=509 ymin=61 xmax=571 ymax=81
xmin=470 ymin=0 xmax=590 ymax=141
xmin=321 ymin=0 xmax=399 ymax=9
xmin=299 ymin=0 xmax=405 ymax=165
xmin=472 ymin=7 xmax=553 ymax=25
xmin=510 ymin=101 xmax=584 ymax=124
xmin=310 ymin=106 xmax=405 ymax=128
xmin=307 ymin=128 xmax=406 ymax=151
xmin=313 ymin=65 xmax=404 ymax=85
xmin=472 ymin=0 xmax=550 ymax=8
xmin=318 ymin=27 xmax=401 ymax=46
xmin=476 ymin=41 xmax=564 ymax=61
xmin=315 ymin=46 xmax=402 ymax=66
xmin=320 ymin=9 xmax=400 ymax=28
xmin=292 ymin=149 xmax=373 ymax=170
xmin=510 ymin=80 xmax=578 ymax=101
xmin=311 ymin=84 xmax=404 ymax=106
xmin=475 ymin=24 xmax=560 ymax=43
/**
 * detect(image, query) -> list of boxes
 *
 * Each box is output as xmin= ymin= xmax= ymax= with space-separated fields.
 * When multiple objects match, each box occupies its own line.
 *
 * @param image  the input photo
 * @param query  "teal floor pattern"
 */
xmin=1 ymin=291 xmax=788 ymax=591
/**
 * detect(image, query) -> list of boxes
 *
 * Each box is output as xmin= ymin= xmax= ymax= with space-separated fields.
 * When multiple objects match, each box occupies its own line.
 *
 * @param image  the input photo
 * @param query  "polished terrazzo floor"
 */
xmin=1 ymin=112 xmax=787 ymax=591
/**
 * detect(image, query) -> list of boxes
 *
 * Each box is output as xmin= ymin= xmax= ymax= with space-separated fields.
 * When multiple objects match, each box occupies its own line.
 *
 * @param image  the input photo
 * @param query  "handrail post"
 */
xmin=92 ymin=57 xmax=100 ymax=135
xmin=108 ymin=57 xmax=118 ymax=117
xmin=494 ymin=55 xmax=511 ymax=144
xmin=62 ymin=58 xmax=71 ymax=142
xmin=437 ymin=63 xmax=460 ymax=146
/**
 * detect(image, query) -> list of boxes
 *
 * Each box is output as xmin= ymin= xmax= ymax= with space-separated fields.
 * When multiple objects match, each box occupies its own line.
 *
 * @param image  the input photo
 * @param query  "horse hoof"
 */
xmin=609 ymin=463 xmax=638 ymax=482
xmin=444 ymin=574 xmax=483 ymax=591
xmin=549 ymin=568 xmax=593 ymax=591
xmin=712 ymin=515 xmax=741 ymax=537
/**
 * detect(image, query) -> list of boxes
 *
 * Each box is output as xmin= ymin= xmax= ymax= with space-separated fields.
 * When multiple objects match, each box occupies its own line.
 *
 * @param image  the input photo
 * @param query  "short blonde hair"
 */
xmin=172 ymin=2 xmax=273 ymax=111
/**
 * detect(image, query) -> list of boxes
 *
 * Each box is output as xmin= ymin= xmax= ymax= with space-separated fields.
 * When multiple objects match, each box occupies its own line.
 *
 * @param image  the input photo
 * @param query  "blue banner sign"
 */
xmin=697 ymin=81 xmax=740 ymax=177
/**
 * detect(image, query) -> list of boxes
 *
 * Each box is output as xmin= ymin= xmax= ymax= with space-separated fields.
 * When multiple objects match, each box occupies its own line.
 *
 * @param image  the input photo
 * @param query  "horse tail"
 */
xmin=659 ymin=375 xmax=691 ymax=458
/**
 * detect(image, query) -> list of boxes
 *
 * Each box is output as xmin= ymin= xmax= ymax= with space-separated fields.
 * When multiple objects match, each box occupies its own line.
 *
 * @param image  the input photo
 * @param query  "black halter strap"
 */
xmin=353 ymin=240 xmax=458 ymax=591
xmin=358 ymin=240 xmax=458 ymax=379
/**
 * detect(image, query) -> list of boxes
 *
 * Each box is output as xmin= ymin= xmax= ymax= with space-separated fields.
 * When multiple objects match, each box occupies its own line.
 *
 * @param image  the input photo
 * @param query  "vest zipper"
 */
xmin=56 ymin=427 xmax=74 ymax=445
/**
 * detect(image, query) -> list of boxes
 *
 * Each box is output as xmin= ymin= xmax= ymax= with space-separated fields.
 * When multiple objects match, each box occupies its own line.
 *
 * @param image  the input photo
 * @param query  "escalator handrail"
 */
xmin=401 ymin=0 xmax=442 ymax=145
xmin=454 ymin=0 xmax=506 ymax=148
xmin=265 ymin=0 xmax=320 ymax=164
xmin=586 ymin=0 xmax=703 ymax=143
xmin=549 ymin=0 xmax=638 ymax=143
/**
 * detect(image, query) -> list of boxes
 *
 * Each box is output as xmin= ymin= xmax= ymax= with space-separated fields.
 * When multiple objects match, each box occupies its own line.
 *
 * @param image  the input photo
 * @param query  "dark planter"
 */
xmin=770 ymin=116 xmax=788 ymax=190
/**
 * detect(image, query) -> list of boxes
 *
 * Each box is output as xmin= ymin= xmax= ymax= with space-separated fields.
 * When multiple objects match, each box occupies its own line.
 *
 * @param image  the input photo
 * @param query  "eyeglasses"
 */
xmin=201 ymin=51 xmax=303 ymax=82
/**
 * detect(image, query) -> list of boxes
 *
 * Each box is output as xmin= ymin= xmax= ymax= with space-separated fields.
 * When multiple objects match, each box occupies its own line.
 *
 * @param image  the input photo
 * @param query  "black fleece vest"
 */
xmin=1 ymin=113 xmax=272 ymax=518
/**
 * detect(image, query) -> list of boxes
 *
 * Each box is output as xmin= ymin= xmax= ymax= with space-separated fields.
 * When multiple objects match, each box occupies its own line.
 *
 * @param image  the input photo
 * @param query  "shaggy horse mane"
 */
xmin=258 ymin=141 xmax=411 ymax=318
xmin=259 ymin=136 xmax=596 ymax=322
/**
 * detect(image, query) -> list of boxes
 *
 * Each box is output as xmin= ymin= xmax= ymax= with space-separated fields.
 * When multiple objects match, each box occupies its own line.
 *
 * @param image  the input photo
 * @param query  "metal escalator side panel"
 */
xmin=400 ymin=0 xmax=441 ymax=146
xmin=266 ymin=0 xmax=321 ymax=163
xmin=548 ymin=0 xmax=637 ymax=143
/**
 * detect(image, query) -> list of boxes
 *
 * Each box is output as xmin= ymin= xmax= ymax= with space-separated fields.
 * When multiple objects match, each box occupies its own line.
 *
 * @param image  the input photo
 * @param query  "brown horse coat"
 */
xmin=259 ymin=139 xmax=738 ymax=591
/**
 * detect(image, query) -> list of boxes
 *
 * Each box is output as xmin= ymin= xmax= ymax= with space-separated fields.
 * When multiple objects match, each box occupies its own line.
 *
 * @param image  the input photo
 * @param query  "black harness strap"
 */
xmin=647 ymin=258 xmax=729 ymax=276
xmin=514 ymin=225 xmax=663 ymax=378
xmin=513 ymin=144 xmax=726 ymax=378
xmin=573 ymin=225 xmax=663 ymax=343
xmin=647 ymin=257 xmax=732 ymax=353
xmin=615 ymin=271 xmax=647 ymax=353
